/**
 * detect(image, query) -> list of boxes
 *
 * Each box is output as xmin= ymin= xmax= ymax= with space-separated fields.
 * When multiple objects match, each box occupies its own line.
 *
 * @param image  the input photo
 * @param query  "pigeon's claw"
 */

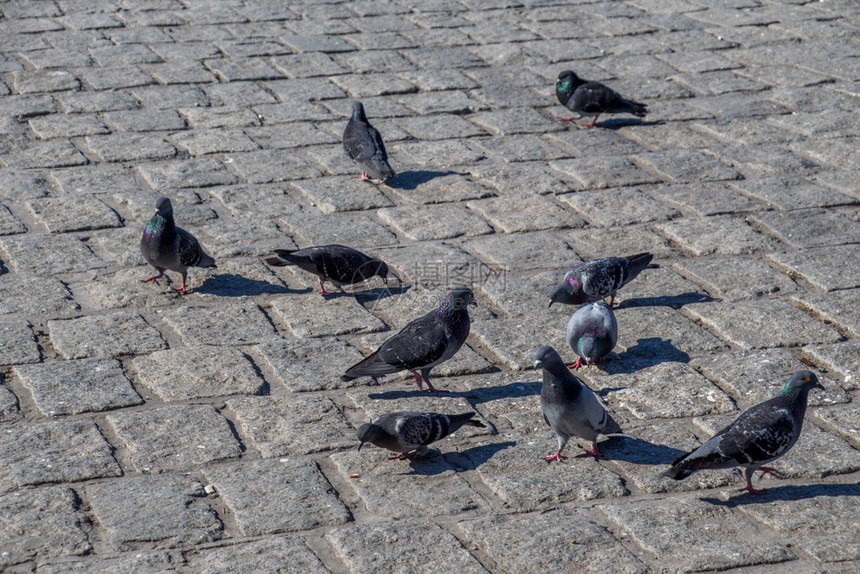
xmin=758 ymin=466 xmax=783 ymax=479
xmin=172 ymin=281 xmax=188 ymax=294
xmin=587 ymin=443 xmax=601 ymax=457
xmin=544 ymin=450 xmax=567 ymax=463
xmin=560 ymin=116 xmax=578 ymax=122
xmin=358 ymin=172 xmax=371 ymax=182
xmin=143 ymin=274 xmax=162 ymax=285
xmin=568 ymin=357 xmax=586 ymax=370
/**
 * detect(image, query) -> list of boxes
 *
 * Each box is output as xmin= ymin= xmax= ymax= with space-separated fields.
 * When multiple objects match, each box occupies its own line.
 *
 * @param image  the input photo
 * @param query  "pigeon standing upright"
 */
xmin=534 ymin=345 xmax=622 ymax=461
xmin=662 ymin=371 xmax=824 ymax=494
xmin=549 ymin=253 xmax=655 ymax=308
xmin=566 ymin=302 xmax=618 ymax=369
xmin=341 ymin=287 xmax=477 ymax=392
xmin=357 ymin=411 xmax=485 ymax=459
xmin=140 ymin=197 xmax=216 ymax=294
xmin=342 ymin=101 xmax=395 ymax=182
xmin=264 ymin=244 xmax=390 ymax=295
xmin=555 ymin=70 xmax=648 ymax=128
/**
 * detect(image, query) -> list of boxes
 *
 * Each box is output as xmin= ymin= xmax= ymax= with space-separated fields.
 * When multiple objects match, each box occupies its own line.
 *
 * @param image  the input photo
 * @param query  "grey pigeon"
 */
xmin=549 ymin=253 xmax=655 ymax=308
xmin=357 ymin=411 xmax=485 ymax=459
xmin=343 ymin=101 xmax=395 ymax=182
xmin=264 ymin=244 xmax=390 ymax=295
xmin=534 ymin=345 xmax=622 ymax=461
xmin=566 ymin=302 xmax=618 ymax=369
xmin=663 ymin=370 xmax=824 ymax=494
xmin=556 ymin=70 xmax=648 ymax=128
xmin=140 ymin=197 xmax=216 ymax=294
xmin=342 ymin=287 xmax=477 ymax=392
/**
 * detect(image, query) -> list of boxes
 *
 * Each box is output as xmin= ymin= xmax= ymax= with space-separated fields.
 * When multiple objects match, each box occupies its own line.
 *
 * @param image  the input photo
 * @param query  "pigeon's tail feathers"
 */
xmin=601 ymin=410 xmax=623 ymax=436
xmin=372 ymin=158 xmax=396 ymax=180
xmin=624 ymin=252 xmax=654 ymax=282
xmin=661 ymin=464 xmax=696 ymax=481
xmin=198 ymin=251 xmax=216 ymax=268
xmin=627 ymin=99 xmax=648 ymax=117
xmin=342 ymin=351 xmax=399 ymax=381
xmin=450 ymin=411 xmax=486 ymax=429
xmin=265 ymin=249 xmax=300 ymax=267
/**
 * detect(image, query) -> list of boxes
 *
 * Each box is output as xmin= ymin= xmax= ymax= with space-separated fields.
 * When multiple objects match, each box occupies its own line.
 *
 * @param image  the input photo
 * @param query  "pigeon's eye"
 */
xmin=804 ymin=377 xmax=810 ymax=382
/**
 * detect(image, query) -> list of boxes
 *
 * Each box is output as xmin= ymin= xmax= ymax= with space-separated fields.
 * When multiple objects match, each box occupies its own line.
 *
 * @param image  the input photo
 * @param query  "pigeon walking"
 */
xmin=140 ymin=197 xmax=216 ymax=294
xmin=556 ymin=70 xmax=648 ymax=128
xmin=566 ymin=302 xmax=618 ymax=369
xmin=343 ymin=101 xmax=395 ymax=182
xmin=662 ymin=371 xmax=824 ymax=494
xmin=357 ymin=411 xmax=485 ymax=459
xmin=549 ymin=253 xmax=655 ymax=308
xmin=341 ymin=287 xmax=477 ymax=392
xmin=264 ymin=244 xmax=390 ymax=295
xmin=534 ymin=345 xmax=622 ymax=461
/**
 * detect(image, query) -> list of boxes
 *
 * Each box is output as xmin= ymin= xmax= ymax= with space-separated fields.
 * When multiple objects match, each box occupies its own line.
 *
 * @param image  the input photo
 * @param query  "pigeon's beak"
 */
xmin=357 ymin=441 xmax=365 ymax=451
xmin=533 ymin=359 xmax=542 ymax=370
xmin=381 ymin=276 xmax=388 ymax=286
xmin=469 ymin=298 xmax=478 ymax=308
xmin=815 ymin=381 xmax=825 ymax=391
xmin=547 ymin=299 xmax=554 ymax=308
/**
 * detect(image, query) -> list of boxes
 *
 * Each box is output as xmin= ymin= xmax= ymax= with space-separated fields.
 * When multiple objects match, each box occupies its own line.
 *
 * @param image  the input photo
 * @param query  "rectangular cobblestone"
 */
xmin=48 ymin=312 xmax=167 ymax=359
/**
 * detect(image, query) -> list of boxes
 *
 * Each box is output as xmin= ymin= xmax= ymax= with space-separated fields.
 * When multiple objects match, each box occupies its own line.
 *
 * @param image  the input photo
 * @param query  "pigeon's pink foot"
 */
xmin=411 ymin=370 xmax=448 ymax=393
xmin=391 ymin=452 xmax=411 ymax=460
xmin=544 ymin=450 xmax=567 ymax=463
xmin=358 ymin=172 xmax=371 ymax=182
xmin=568 ymin=357 xmax=585 ymax=370
xmin=317 ymin=279 xmax=337 ymax=295
xmin=560 ymin=116 xmax=578 ymax=122
xmin=143 ymin=275 xmax=162 ymax=285
xmin=172 ymin=282 xmax=188 ymax=294
xmin=608 ymin=295 xmax=616 ymax=308
xmin=739 ymin=483 xmax=767 ymax=495
xmin=585 ymin=122 xmax=597 ymax=128
xmin=587 ymin=444 xmax=601 ymax=457
xmin=758 ymin=466 xmax=783 ymax=479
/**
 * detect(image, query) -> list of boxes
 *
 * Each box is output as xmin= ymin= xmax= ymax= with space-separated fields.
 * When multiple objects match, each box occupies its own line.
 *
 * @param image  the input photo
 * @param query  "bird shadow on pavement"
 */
xmin=593 ymin=118 xmax=664 ymax=130
xmin=385 ymin=170 xmax=460 ymax=190
xmin=592 ymin=338 xmax=691 ymax=374
xmin=444 ymin=441 xmax=518 ymax=471
xmin=701 ymin=482 xmax=860 ymax=506
xmin=195 ymin=273 xmax=307 ymax=297
xmin=354 ymin=284 xmax=411 ymax=304
xmin=464 ymin=381 xmax=541 ymax=406
xmin=617 ymin=292 xmax=717 ymax=309
xmin=598 ymin=435 xmax=687 ymax=465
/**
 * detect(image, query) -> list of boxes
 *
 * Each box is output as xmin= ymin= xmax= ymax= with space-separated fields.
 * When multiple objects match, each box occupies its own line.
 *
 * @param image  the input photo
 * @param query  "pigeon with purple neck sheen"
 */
xmin=566 ymin=302 xmax=617 ymax=370
xmin=549 ymin=253 xmax=655 ymax=308
xmin=264 ymin=244 xmax=389 ymax=295
xmin=140 ymin=197 xmax=216 ymax=294
xmin=663 ymin=370 xmax=824 ymax=494
xmin=357 ymin=411 xmax=485 ymax=459
xmin=341 ymin=287 xmax=477 ymax=392
xmin=556 ymin=70 xmax=648 ymax=128
xmin=342 ymin=101 xmax=395 ymax=182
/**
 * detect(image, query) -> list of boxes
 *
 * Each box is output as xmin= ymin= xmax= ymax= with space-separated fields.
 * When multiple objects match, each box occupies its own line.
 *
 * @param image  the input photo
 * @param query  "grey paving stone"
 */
xmin=378 ymin=204 xmax=492 ymax=241
xmin=137 ymin=157 xmax=237 ymax=189
xmin=567 ymin=224 xmax=677 ymax=261
xmin=459 ymin=509 xmax=650 ymax=574
xmin=597 ymin=497 xmax=794 ymax=573
xmin=290 ymin=176 xmax=393 ymax=213
xmin=692 ymin=117 xmax=801 ymax=146
xmin=51 ymin=163 xmax=140 ymax=195
xmin=107 ymin=405 xmax=241 ymax=472
xmin=26 ymin=196 xmax=122 ymax=233
xmin=132 ymin=84 xmax=207 ymax=109
xmin=186 ymin=217 xmax=285 ymax=260
xmin=750 ymin=208 xmax=860 ymax=249
xmin=801 ymin=340 xmax=860 ymax=391
xmin=145 ymin=61 xmax=219 ymax=84
xmin=0 ymin=486 xmax=92 ymax=568
xmin=48 ymin=312 xmax=167 ymax=359
xmin=245 ymin=122 xmax=339 ymax=150
xmin=0 ymin=169 xmax=53 ymax=201
xmin=225 ymin=149 xmax=322 ymax=184
xmin=59 ymin=90 xmax=140 ymax=114
xmin=550 ymin=155 xmax=664 ymax=190
xmin=204 ymin=458 xmax=350 ymax=536
xmin=269 ymin=293 xmax=386 ymax=338
xmin=162 ymin=302 xmax=276 ymax=346
xmin=87 ymin=474 xmax=223 ymax=551
xmin=476 ymin=269 xmax=560 ymax=317
xmin=84 ymin=133 xmax=177 ymax=163
xmin=672 ymin=256 xmax=798 ymax=300
xmin=15 ymin=356 xmax=142 ymax=416
xmin=0 ymin=420 xmax=120 ymax=493
xmin=466 ymin=194 xmax=586 ymax=233
xmin=393 ymin=139 xmax=486 ymax=169
xmin=813 ymin=403 xmax=860 ymax=449
xmin=683 ymin=299 xmax=842 ymax=350
xmin=36 ymin=552 xmax=179 ymax=574
xmin=468 ymin=107 xmax=561 ymax=137
xmin=205 ymin=81 xmax=279 ymax=107
xmin=270 ymin=52 xmax=346 ymax=78
xmin=655 ymin=215 xmax=781 ymax=256
xmin=615 ymin=306 xmax=729 ymax=358
xmin=388 ymin=172 xmax=495 ymax=205
xmin=687 ymin=92 xmax=791 ymax=120
xmin=227 ymin=395 xmax=354 ymax=457
xmin=326 ymin=520 xmax=488 ymax=574
xmin=283 ymin=212 xmax=398 ymax=249
xmin=558 ymin=187 xmax=680 ymax=227
xmin=28 ymin=113 xmax=109 ymax=138
xmin=633 ymin=149 xmax=742 ymax=183
xmin=253 ymin=337 xmax=366 ymax=392
xmin=0 ymin=204 xmax=35 ymax=235
xmin=470 ymin=134 xmax=573 ymax=163
xmin=12 ymin=69 xmax=80 ymax=93
xmin=1 ymin=139 xmax=88 ymax=169
xmin=768 ymin=244 xmax=860 ymax=292
xmin=465 ymin=230 xmax=579 ymax=272
xmin=472 ymin=315 xmax=567 ymax=371
xmin=544 ymin=126 xmax=645 ymax=158
xmin=0 ymin=319 xmax=40 ymax=366
xmin=172 ymin=129 xmax=259 ymax=156
xmin=208 ymin=183 xmax=303 ymax=218
xmin=0 ymin=384 xmax=20 ymax=422
xmin=330 ymin=72 xmax=417 ymax=98
xmin=186 ymin=537 xmax=328 ymax=574
xmin=711 ymin=143 xmax=820 ymax=179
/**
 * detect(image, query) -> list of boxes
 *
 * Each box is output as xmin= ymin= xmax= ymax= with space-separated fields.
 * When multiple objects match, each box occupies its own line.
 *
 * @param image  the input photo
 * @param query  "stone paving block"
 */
xmin=137 ymin=157 xmax=237 ymax=189
xmin=691 ymin=348 xmax=847 ymax=408
xmin=14 ymin=356 xmax=142 ymax=416
xmin=48 ymin=312 xmax=166 ymax=359
xmin=0 ymin=486 xmax=92 ymax=568
xmin=253 ymin=337 xmax=366 ymax=392
xmin=468 ymin=163 xmax=574 ymax=195
xmin=133 ymin=346 xmax=266 ymax=401
xmin=208 ymin=183 xmax=303 ymax=218
xmin=813 ymin=404 xmax=860 ymax=448
xmin=472 ymin=316 xmax=567 ymax=371
xmin=227 ymin=395 xmax=354 ymax=457
xmin=87 ymin=474 xmax=222 ymax=551
xmin=205 ymin=81 xmax=278 ymax=106
xmin=51 ymin=163 xmax=140 ymax=195
xmin=597 ymin=497 xmax=794 ymax=573
xmin=682 ymin=299 xmax=842 ymax=350
xmin=550 ymin=156 xmax=663 ymax=190
xmin=801 ymin=339 xmax=860 ymax=391
xmin=396 ymin=113 xmax=486 ymax=141
xmin=59 ymin=90 xmax=140 ymax=114
xmin=84 ymin=133 xmax=177 ymax=163
xmin=28 ymin=113 xmax=109 ymax=138
xmin=655 ymin=215 xmax=781 ymax=256
xmin=466 ymin=194 xmax=585 ymax=233
xmin=558 ymin=187 xmax=680 ymax=227
xmin=730 ymin=177 xmax=858 ymax=211
xmin=107 ymin=405 xmax=241 ymax=472
xmin=0 ymin=319 xmax=40 ymax=366
xmin=269 ymin=293 xmax=386 ymax=338
xmin=711 ymin=143 xmax=820 ymax=179
xmin=0 ymin=169 xmax=53 ymax=201
xmin=132 ymin=84 xmax=206 ymax=109
xmin=615 ymin=306 xmax=729 ymax=358
xmin=270 ymin=52 xmax=345 ymax=78
xmin=326 ymin=520 xmax=488 ymax=574
xmin=162 ymin=302 xmax=276 ymax=346
xmin=0 ymin=420 xmax=120 ymax=493
xmin=476 ymin=269 xmax=559 ymax=317
xmin=283 ymin=212 xmax=398 ymax=249
xmin=188 ymin=217 xmax=285 ymax=260
xmin=459 ymin=509 xmax=650 ymax=574
xmin=204 ymin=458 xmax=350 ymax=536
xmin=612 ymin=265 xmax=709 ymax=309
xmin=85 ymin=266 xmax=186 ymax=308
xmin=36 ymin=552 xmax=179 ymax=574
xmin=388 ymin=172 xmax=496 ymax=205
xmin=290 ymin=176 xmax=393 ymax=213
xmin=687 ymin=93 xmax=791 ymax=120
xmin=245 ymin=122 xmax=339 ymax=150
xmin=465 ymin=230 xmax=579 ymax=272
xmin=225 ymin=149 xmax=322 ymax=184
xmin=750 ymin=208 xmax=860 ymax=249
xmin=470 ymin=134 xmax=572 ymax=163
xmin=672 ymin=256 xmax=798 ymax=300
xmin=373 ymin=241 xmax=481 ymax=287
xmin=26 ymin=196 xmax=122 ymax=233
xmin=378 ymin=204 xmax=492 ymax=241
xmin=146 ymin=60 xmax=218 ymax=84
xmin=692 ymin=117 xmax=800 ymax=146
xmin=186 ymin=536 xmax=328 ymax=574
xmin=567 ymin=224 xmax=677 ymax=260
xmin=330 ymin=72 xmax=417 ymax=98
xmin=393 ymin=140 xmax=487 ymax=169
xmin=468 ymin=107 xmax=561 ymax=136
xmin=172 ymin=129 xmax=259 ymax=156
xmin=0 ymin=384 xmax=20 ymax=422
xmin=1 ymin=139 xmax=88 ymax=169
xmin=769 ymin=244 xmax=860 ymax=292
xmin=12 ymin=69 xmax=80 ymax=93
xmin=633 ymin=149 xmax=742 ymax=183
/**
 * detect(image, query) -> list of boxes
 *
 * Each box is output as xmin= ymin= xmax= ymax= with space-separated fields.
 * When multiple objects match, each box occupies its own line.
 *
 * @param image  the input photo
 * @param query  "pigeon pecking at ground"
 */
xmin=342 ymin=287 xmax=477 ymax=392
xmin=357 ymin=411 xmax=485 ymax=459
xmin=140 ymin=197 xmax=216 ymax=294
xmin=342 ymin=101 xmax=395 ymax=182
xmin=534 ymin=345 xmax=622 ymax=461
xmin=549 ymin=253 xmax=655 ymax=308
xmin=264 ymin=244 xmax=390 ymax=295
xmin=566 ymin=302 xmax=618 ymax=369
xmin=555 ymin=70 xmax=648 ymax=128
xmin=662 ymin=370 xmax=824 ymax=494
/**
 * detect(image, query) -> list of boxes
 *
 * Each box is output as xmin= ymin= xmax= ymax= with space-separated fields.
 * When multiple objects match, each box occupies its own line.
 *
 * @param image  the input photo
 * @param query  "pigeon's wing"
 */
xmin=343 ymin=122 xmax=378 ymax=162
xmin=571 ymin=82 xmax=622 ymax=113
xmin=309 ymin=246 xmax=371 ymax=284
xmin=395 ymin=413 xmax=438 ymax=447
xmin=577 ymin=386 xmax=622 ymax=435
xmin=376 ymin=313 xmax=451 ymax=371
xmin=579 ymin=259 xmax=624 ymax=298
xmin=716 ymin=405 xmax=797 ymax=466
xmin=176 ymin=227 xmax=205 ymax=267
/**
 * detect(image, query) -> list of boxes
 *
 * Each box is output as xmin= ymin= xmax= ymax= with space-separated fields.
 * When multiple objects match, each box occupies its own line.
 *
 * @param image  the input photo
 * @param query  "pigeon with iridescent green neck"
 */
xmin=566 ymin=302 xmax=617 ymax=369
xmin=556 ymin=70 xmax=647 ymax=128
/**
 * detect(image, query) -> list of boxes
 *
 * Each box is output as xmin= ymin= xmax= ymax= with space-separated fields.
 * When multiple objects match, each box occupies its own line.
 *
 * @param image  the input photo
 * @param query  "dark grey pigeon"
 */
xmin=566 ymin=302 xmax=618 ymax=370
xmin=357 ymin=411 xmax=485 ymax=459
xmin=264 ymin=244 xmax=390 ymax=295
xmin=534 ymin=345 xmax=622 ymax=461
xmin=343 ymin=101 xmax=395 ymax=182
xmin=556 ymin=70 xmax=647 ymax=128
xmin=341 ymin=287 xmax=477 ymax=392
xmin=549 ymin=253 xmax=655 ymax=308
xmin=140 ymin=197 xmax=216 ymax=294
xmin=663 ymin=370 xmax=824 ymax=494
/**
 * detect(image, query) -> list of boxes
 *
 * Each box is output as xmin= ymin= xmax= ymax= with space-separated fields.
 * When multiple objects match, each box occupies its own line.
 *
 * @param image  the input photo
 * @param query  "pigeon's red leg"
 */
xmin=758 ymin=467 xmax=783 ymax=479
xmin=172 ymin=280 xmax=188 ymax=294
xmin=567 ymin=356 xmax=585 ymax=370
xmin=587 ymin=443 xmax=601 ymax=457
xmin=409 ymin=370 xmax=425 ymax=390
xmin=585 ymin=114 xmax=601 ymax=128
xmin=143 ymin=274 xmax=162 ymax=285
xmin=560 ymin=116 xmax=578 ymax=122
xmin=608 ymin=295 xmax=616 ymax=308
xmin=738 ymin=475 xmax=767 ymax=495
xmin=544 ymin=449 xmax=567 ymax=463
xmin=358 ymin=172 xmax=371 ymax=181
xmin=317 ymin=278 xmax=336 ymax=295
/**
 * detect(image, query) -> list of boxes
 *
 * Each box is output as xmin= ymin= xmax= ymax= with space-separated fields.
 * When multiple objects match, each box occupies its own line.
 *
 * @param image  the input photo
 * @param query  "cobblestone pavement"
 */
xmin=1 ymin=0 xmax=859 ymax=572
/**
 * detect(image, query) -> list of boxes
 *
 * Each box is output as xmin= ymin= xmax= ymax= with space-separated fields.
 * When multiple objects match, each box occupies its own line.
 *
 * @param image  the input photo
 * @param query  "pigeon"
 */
xmin=357 ymin=411 xmax=485 ymax=459
xmin=534 ymin=345 xmax=622 ymax=461
xmin=264 ymin=244 xmax=390 ymax=295
xmin=566 ymin=302 xmax=618 ymax=369
xmin=556 ymin=70 xmax=648 ymax=128
xmin=342 ymin=101 xmax=395 ymax=182
xmin=342 ymin=287 xmax=477 ymax=392
xmin=140 ymin=197 xmax=216 ymax=294
xmin=662 ymin=370 xmax=824 ymax=494
xmin=549 ymin=253 xmax=655 ymax=308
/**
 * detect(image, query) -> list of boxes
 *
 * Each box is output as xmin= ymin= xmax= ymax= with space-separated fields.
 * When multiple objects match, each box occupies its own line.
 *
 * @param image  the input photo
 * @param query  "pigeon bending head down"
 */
xmin=264 ymin=244 xmax=390 ymax=296
xmin=566 ymin=301 xmax=618 ymax=369
xmin=357 ymin=410 xmax=485 ymax=459
xmin=549 ymin=253 xmax=654 ymax=308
